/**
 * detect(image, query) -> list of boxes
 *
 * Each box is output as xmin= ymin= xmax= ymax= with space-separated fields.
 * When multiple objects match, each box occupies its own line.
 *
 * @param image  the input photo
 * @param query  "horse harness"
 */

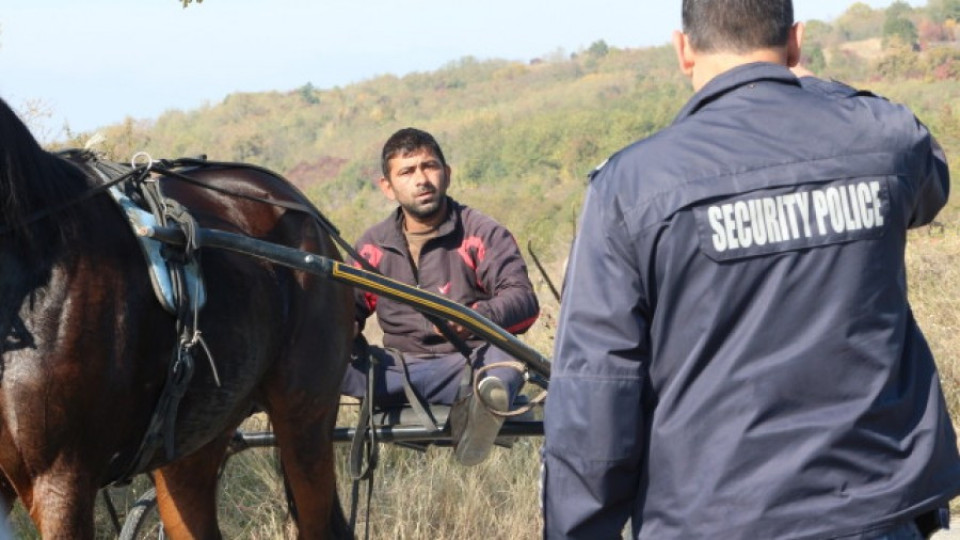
xmin=60 ymin=151 xmax=374 ymax=485
xmin=67 ymin=150 xmax=217 ymax=482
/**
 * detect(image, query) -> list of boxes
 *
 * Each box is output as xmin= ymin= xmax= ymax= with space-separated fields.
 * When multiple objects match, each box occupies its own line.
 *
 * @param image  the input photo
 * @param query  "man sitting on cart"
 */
xmin=340 ymin=127 xmax=540 ymax=466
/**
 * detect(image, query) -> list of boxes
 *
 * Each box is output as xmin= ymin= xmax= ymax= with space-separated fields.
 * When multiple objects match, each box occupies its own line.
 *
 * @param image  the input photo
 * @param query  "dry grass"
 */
xmin=908 ymin=230 xmax=960 ymax=418
xmin=6 ymin=404 xmax=544 ymax=540
xmin=335 ymin=437 xmax=543 ymax=539
xmin=906 ymin=226 xmax=960 ymax=521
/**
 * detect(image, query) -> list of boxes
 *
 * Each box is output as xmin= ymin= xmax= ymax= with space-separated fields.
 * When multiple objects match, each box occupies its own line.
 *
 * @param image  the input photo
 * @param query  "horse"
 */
xmin=0 ymin=96 xmax=355 ymax=539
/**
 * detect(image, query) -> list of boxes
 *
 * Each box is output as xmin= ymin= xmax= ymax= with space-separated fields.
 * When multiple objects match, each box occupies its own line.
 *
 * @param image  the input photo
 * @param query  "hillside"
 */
xmin=57 ymin=4 xmax=960 ymax=261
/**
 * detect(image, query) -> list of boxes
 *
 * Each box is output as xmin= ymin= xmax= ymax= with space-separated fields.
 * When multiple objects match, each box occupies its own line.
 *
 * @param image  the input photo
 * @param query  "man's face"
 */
xmin=380 ymin=148 xmax=451 ymax=221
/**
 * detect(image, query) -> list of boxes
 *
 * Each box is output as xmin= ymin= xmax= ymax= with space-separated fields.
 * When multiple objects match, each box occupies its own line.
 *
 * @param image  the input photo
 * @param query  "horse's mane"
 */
xmin=0 ymin=97 xmax=95 ymax=257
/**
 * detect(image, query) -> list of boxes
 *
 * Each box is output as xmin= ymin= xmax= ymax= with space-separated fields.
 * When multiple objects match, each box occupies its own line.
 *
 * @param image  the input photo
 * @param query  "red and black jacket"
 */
xmin=352 ymin=197 xmax=539 ymax=356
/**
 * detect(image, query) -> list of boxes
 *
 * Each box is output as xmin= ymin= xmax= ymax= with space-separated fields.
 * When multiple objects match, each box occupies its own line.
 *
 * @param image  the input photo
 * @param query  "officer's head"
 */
xmin=673 ymin=0 xmax=803 ymax=90
xmin=682 ymin=0 xmax=794 ymax=53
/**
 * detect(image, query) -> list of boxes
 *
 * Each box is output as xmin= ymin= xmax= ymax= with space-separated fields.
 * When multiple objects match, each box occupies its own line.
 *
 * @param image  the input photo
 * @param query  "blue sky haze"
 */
xmin=0 ymin=0 xmax=922 ymax=138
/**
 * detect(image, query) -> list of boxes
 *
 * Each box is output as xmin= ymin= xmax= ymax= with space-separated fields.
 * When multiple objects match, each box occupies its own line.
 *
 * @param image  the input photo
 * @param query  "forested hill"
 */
xmin=60 ymin=1 xmax=960 ymax=256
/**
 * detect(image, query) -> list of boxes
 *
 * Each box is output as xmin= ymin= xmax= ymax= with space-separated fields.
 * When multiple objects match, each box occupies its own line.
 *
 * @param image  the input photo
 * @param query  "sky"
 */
xmin=0 ymin=0 xmax=924 ymax=140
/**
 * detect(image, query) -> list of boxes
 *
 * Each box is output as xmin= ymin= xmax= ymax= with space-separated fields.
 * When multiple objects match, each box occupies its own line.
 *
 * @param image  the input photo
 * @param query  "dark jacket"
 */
xmin=543 ymin=63 xmax=959 ymax=539
xmin=353 ymin=197 xmax=539 ymax=355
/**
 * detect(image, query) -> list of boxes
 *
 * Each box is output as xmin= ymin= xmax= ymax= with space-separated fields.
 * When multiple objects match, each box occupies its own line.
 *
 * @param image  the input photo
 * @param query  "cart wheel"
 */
xmin=118 ymin=487 xmax=165 ymax=539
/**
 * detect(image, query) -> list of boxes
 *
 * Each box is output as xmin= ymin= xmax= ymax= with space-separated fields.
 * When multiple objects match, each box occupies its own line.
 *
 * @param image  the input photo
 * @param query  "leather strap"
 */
xmin=386 ymin=347 xmax=440 ymax=432
xmin=348 ymin=337 xmax=379 ymax=540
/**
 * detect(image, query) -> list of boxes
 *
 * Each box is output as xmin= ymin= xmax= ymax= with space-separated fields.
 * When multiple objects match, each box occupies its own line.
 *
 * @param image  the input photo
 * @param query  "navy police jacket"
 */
xmin=542 ymin=63 xmax=959 ymax=539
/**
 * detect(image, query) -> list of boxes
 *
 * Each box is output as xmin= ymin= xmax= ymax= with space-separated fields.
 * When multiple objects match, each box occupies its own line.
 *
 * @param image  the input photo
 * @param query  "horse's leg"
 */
xmin=262 ymin=271 xmax=353 ymax=539
xmin=264 ymin=394 xmax=345 ymax=540
xmin=151 ymin=432 xmax=232 ymax=540
xmin=23 ymin=471 xmax=97 ymax=539
xmin=1 ymin=406 xmax=99 ymax=538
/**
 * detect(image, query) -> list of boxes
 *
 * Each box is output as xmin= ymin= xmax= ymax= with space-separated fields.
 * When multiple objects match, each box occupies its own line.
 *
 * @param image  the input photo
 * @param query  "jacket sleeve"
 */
xmin=350 ymin=233 xmax=380 ymax=331
xmin=542 ymin=173 xmax=649 ymax=539
xmin=472 ymin=225 xmax=540 ymax=335
xmin=909 ymin=126 xmax=949 ymax=227
xmin=798 ymin=75 xmax=949 ymax=227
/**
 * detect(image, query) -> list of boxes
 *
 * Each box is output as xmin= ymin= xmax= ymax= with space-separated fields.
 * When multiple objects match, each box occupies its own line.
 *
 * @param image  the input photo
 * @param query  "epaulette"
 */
xmin=587 ymin=158 xmax=609 ymax=183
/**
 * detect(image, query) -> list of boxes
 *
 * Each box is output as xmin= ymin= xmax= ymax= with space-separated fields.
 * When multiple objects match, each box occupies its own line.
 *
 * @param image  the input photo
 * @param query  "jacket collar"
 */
xmin=382 ymin=196 xmax=460 ymax=251
xmin=673 ymin=62 xmax=801 ymax=123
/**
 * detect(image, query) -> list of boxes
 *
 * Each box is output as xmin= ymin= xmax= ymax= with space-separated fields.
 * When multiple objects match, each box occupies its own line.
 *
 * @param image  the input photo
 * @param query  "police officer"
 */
xmin=542 ymin=0 xmax=958 ymax=538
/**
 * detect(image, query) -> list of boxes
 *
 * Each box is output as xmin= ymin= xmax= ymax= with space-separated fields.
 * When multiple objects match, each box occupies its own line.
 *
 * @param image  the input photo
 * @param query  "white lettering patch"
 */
xmin=696 ymin=178 xmax=888 ymax=261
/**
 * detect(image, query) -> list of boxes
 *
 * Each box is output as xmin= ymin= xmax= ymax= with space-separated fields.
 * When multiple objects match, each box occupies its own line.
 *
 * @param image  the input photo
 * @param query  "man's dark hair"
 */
xmin=682 ymin=0 xmax=794 ymax=53
xmin=381 ymin=127 xmax=447 ymax=177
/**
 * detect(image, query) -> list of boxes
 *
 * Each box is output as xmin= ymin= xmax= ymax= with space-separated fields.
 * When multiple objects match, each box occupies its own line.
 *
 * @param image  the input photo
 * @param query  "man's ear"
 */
xmin=378 ymin=176 xmax=397 ymax=201
xmin=673 ymin=30 xmax=696 ymax=78
xmin=787 ymin=22 xmax=804 ymax=67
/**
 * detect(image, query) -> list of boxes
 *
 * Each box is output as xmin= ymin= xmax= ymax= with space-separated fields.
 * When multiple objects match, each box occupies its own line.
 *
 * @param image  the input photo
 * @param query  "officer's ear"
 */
xmin=787 ymin=22 xmax=804 ymax=68
xmin=673 ymin=30 xmax=696 ymax=79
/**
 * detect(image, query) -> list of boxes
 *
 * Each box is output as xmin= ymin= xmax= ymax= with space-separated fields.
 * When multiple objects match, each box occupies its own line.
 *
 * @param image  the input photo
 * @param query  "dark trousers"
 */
xmin=340 ymin=342 xmax=524 ymax=408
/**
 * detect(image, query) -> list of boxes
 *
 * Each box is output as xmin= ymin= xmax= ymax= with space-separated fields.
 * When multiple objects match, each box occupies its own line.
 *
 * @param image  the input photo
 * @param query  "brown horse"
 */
xmin=0 ymin=96 xmax=354 ymax=539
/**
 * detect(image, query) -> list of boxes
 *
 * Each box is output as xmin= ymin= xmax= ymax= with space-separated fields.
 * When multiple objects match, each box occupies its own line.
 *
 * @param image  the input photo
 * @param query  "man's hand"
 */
xmin=434 ymin=322 xmax=472 ymax=341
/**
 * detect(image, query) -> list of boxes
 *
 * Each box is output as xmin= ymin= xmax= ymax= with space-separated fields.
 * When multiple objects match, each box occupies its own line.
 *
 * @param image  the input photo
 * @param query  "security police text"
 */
xmin=707 ymin=180 xmax=884 ymax=253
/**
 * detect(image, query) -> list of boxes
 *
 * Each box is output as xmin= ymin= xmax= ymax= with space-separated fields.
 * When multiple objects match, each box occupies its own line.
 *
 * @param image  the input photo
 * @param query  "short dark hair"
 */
xmin=381 ymin=127 xmax=447 ymax=177
xmin=682 ymin=0 xmax=794 ymax=53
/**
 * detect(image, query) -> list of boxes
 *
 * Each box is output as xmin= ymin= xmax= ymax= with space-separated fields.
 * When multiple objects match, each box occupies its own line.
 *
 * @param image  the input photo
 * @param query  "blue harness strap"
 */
xmin=105 ymin=185 xmax=206 ymax=315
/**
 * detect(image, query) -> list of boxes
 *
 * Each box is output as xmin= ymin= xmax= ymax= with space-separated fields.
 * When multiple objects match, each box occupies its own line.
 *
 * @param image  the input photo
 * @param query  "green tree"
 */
xmin=298 ymin=83 xmax=320 ymax=105
xmin=836 ymin=2 xmax=884 ymax=40
xmin=886 ymin=0 xmax=913 ymax=20
xmin=803 ymin=20 xmax=838 ymax=47
xmin=587 ymin=40 xmax=610 ymax=58
xmin=883 ymin=15 xmax=919 ymax=48
xmin=804 ymin=44 xmax=828 ymax=72
xmin=928 ymin=0 xmax=960 ymax=22
xmin=875 ymin=38 xmax=922 ymax=77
